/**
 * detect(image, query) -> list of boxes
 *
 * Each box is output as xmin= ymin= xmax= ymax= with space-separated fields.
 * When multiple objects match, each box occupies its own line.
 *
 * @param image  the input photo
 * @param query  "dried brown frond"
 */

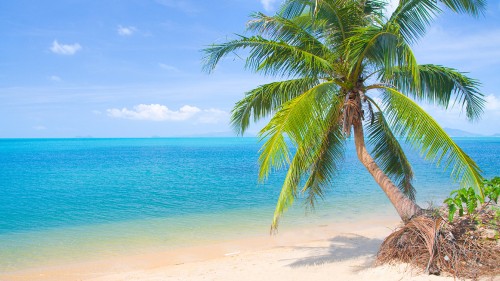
xmin=376 ymin=209 xmax=500 ymax=279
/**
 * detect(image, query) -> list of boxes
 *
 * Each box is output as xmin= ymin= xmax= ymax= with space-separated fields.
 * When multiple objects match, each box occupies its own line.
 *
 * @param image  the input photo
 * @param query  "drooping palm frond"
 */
xmin=247 ymin=12 xmax=332 ymax=58
xmin=439 ymin=0 xmax=486 ymax=16
xmin=388 ymin=0 xmax=486 ymax=44
xmin=366 ymin=110 xmax=416 ymax=200
xmin=258 ymin=81 xmax=337 ymax=180
xmin=268 ymin=151 xmax=303 ymax=232
xmin=231 ymin=78 xmax=322 ymax=134
xmin=279 ymin=0 xmax=311 ymax=18
xmin=381 ymin=87 xmax=484 ymax=196
xmin=270 ymin=94 xmax=345 ymax=230
xmin=203 ymin=35 xmax=334 ymax=78
xmin=388 ymin=0 xmax=440 ymax=43
xmin=301 ymin=102 xmax=345 ymax=208
xmin=382 ymin=64 xmax=484 ymax=120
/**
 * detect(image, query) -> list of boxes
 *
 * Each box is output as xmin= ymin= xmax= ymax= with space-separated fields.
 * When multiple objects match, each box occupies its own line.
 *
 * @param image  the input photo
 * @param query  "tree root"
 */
xmin=376 ymin=210 xmax=500 ymax=280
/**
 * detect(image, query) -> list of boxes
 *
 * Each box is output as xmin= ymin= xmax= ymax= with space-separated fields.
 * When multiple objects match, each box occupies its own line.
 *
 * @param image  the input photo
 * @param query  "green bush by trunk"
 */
xmin=445 ymin=177 xmax=500 ymax=222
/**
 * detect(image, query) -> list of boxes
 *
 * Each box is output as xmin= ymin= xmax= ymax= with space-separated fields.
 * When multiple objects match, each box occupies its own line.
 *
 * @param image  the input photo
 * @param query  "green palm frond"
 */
xmin=312 ymin=0 xmax=362 ymax=42
xmin=346 ymin=24 xmax=419 ymax=84
xmin=389 ymin=0 xmax=486 ymax=44
xmin=388 ymin=0 xmax=440 ymax=43
xmin=231 ymin=78 xmax=322 ymax=135
xmin=279 ymin=0 xmax=311 ymax=18
xmin=381 ymin=87 xmax=483 ymax=197
xmin=258 ymin=81 xmax=337 ymax=180
xmin=301 ymin=103 xmax=345 ymax=208
xmin=271 ymin=94 xmax=345 ymax=230
xmin=247 ymin=13 xmax=332 ymax=58
xmin=366 ymin=111 xmax=416 ymax=200
xmin=280 ymin=0 xmax=381 ymax=42
xmin=440 ymin=0 xmax=486 ymax=16
xmin=363 ymin=0 xmax=387 ymax=17
xmin=268 ymin=147 xmax=303 ymax=233
xmin=202 ymin=35 xmax=334 ymax=78
xmin=382 ymin=64 xmax=484 ymax=120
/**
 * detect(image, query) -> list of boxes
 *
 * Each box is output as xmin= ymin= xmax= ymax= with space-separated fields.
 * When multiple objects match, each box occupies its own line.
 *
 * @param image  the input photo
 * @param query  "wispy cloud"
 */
xmin=49 ymin=75 xmax=62 ymax=82
xmin=159 ymin=63 xmax=180 ymax=72
xmin=117 ymin=25 xmax=137 ymax=36
xmin=260 ymin=0 xmax=278 ymax=12
xmin=50 ymin=40 xmax=82 ymax=55
xmin=107 ymin=104 xmax=229 ymax=123
xmin=485 ymin=94 xmax=500 ymax=111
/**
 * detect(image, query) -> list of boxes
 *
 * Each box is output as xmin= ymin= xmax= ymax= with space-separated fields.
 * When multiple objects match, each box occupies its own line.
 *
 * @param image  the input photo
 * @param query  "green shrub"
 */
xmin=444 ymin=177 xmax=500 ymax=222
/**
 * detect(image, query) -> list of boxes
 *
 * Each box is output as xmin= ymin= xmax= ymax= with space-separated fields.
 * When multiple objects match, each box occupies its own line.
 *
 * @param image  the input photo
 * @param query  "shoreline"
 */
xmin=1 ymin=215 xmax=457 ymax=281
xmin=0 ymin=204 xmax=399 ymax=271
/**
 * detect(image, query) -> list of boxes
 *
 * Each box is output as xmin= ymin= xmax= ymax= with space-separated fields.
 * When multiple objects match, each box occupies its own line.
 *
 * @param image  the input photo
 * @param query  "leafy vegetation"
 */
xmin=445 ymin=177 xmax=500 ymax=222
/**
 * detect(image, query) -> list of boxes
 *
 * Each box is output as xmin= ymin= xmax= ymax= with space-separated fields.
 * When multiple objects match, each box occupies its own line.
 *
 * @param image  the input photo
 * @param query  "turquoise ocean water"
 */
xmin=0 ymin=137 xmax=499 ymax=271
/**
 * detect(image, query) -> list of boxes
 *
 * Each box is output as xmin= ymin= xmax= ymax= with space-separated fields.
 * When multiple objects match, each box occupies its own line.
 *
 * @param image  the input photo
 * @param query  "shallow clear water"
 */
xmin=0 ymin=137 xmax=498 ymax=271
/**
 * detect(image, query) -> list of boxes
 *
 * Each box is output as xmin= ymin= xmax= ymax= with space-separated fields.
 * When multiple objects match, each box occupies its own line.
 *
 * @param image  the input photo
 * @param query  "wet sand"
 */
xmin=1 ymin=216 xmax=459 ymax=281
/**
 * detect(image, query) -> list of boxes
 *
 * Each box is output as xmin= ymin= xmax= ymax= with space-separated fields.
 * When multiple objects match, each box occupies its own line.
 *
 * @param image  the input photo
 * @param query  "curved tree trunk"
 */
xmin=353 ymin=121 xmax=422 ymax=222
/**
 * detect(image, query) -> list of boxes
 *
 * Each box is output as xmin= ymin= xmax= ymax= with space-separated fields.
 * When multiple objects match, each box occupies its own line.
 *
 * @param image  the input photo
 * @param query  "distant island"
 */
xmin=149 ymin=129 xmax=497 ymax=139
xmin=443 ymin=128 xmax=499 ymax=137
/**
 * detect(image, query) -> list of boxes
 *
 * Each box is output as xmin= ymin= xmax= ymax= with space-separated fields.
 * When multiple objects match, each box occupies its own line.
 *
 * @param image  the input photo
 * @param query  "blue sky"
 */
xmin=1 ymin=0 xmax=499 ymax=138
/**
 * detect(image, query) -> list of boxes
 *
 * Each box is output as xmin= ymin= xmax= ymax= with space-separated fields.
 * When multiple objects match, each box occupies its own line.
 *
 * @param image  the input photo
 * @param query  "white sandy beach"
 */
xmin=1 ymin=216 xmax=466 ymax=281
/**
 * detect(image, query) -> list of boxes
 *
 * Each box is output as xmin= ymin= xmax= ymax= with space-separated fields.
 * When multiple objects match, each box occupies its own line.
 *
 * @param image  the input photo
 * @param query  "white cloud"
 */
xmin=117 ymin=25 xmax=137 ymax=36
xmin=33 ymin=125 xmax=46 ymax=131
xmin=159 ymin=63 xmax=180 ymax=72
xmin=50 ymin=40 xmax=82 ymax=55
xmin=107 ymin=104 xmax=229 ymax=123
xmin=485 ymin=94 xmax=500 ymax=111
xmin=260 ymin=0 xmax=278 ymax=12
xmin=49 ymin=75 xmax=61 ymax=82
xmin=107 ymin=104 xmax=200 ymax=121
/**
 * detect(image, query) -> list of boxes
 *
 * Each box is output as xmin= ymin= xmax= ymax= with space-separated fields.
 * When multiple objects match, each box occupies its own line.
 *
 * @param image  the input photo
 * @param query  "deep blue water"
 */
xmin=0 ymin=137 xmax=498 ymax=270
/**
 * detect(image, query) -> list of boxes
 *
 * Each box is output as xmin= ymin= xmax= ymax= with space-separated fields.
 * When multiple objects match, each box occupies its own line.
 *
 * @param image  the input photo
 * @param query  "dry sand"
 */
xmin=2 ymin=217 xmax=461 ymax=281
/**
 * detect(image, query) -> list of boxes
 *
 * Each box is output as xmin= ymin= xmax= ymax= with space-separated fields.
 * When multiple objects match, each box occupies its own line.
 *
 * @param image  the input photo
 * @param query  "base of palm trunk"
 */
xmin=376 ymin=210 xmax=500 ymax=279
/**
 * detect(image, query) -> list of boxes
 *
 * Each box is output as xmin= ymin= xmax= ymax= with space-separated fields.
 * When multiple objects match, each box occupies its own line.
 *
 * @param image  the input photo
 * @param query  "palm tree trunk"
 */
xmin=353 ymin=121 xmax=422 ymax=222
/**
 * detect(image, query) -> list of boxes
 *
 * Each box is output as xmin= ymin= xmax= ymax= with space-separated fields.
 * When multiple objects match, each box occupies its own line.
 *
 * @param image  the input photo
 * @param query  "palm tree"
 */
xmin=203 ymin=0 xmax=486 ymax=229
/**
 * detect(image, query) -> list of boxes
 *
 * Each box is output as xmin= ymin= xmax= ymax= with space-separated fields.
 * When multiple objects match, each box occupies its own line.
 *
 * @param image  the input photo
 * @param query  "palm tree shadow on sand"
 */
xmin=284 ymin=234 xmax=383 ymax=270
